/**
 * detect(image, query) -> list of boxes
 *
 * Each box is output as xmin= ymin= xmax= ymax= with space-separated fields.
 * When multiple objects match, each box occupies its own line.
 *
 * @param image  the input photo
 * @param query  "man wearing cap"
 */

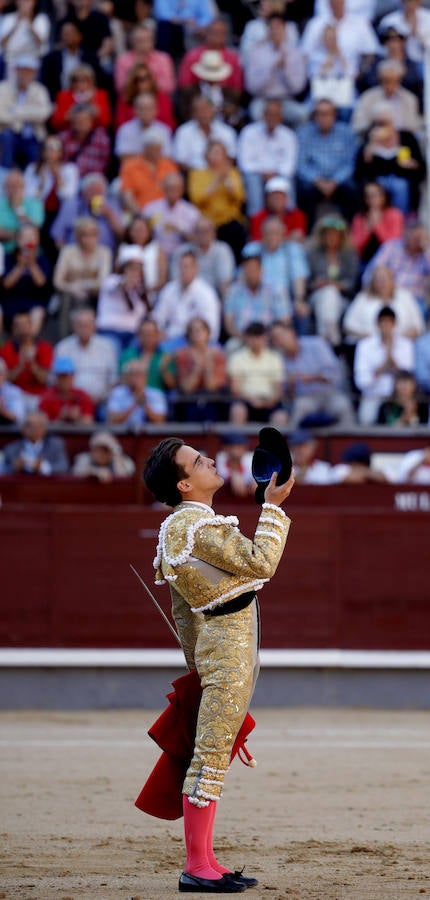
xmin=258 ymin=218 xmax=310 ymax=332
xmin=39 ymin=357 xmax=95 ymax=425
xmin=177 ymin=18 xmax=243 ymax=121
xmin=250 ymin=176 xmax=307 ymax=242
xmin=119 ymin=126 xmax=178 ymax=213
xmin=0 ymin=57 xmax=52 ymax=169
xmin=141 ymin=435 xmax=293 ymax=892
xmin=178 ymin=18 xmax=243 ymax=95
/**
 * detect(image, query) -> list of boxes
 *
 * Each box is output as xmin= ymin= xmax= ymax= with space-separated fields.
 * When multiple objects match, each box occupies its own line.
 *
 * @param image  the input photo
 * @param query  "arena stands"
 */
xmin=0 ymin=0 xmax=429 ymax=482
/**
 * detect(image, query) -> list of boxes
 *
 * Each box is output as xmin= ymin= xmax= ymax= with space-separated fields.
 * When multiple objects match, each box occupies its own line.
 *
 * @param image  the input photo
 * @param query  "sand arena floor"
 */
xmin=1 ymin=706 xmax=430 ymax=900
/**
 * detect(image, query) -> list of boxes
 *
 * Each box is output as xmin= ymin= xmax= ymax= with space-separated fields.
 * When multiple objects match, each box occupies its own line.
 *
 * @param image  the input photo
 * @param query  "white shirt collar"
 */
xmin=181 ymin=501 xmax=215 ymax=515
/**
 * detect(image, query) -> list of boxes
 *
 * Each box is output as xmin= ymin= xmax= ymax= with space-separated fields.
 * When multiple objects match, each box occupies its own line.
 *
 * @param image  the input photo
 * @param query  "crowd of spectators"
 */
xmin=1 ymin=0 xmax=430 ymax=485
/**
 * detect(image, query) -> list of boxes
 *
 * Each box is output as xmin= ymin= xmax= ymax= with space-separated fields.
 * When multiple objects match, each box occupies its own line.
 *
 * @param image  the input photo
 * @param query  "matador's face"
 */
xmin=175 ymin=445 xmax=224 ymax=501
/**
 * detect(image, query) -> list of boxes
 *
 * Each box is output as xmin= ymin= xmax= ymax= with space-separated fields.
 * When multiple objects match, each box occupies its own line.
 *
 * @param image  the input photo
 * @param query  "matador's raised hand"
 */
xmin=264 ymin=470 xmax=295 ymax=507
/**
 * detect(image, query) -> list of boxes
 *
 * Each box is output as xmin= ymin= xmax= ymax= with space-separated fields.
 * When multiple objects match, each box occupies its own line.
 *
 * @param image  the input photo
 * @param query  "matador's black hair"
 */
xmin=143 ymin=437 xmax=187 ymax=507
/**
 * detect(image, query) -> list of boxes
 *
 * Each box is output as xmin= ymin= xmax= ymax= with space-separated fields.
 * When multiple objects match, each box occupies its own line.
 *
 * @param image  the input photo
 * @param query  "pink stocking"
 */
xmin=182 ymin=795 xmax=222 ymax=880
xmin=206 ymin=799 xmax=231 ymax=875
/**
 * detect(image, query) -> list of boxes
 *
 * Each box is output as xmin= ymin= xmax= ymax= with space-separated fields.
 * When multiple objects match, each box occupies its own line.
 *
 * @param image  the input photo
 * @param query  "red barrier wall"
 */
xmin=1 ymin=484 xmax=429 ymax=650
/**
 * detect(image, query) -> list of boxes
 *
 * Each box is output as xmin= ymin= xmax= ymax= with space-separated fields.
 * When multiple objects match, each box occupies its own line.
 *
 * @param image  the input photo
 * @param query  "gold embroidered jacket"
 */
xmin=153 ymin=501 xmax=291 ymax=613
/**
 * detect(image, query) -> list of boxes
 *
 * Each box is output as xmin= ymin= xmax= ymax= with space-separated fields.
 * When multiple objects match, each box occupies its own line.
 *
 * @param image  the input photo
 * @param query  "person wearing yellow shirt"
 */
xmin=187 ymin=139 xmax=247 ymax=262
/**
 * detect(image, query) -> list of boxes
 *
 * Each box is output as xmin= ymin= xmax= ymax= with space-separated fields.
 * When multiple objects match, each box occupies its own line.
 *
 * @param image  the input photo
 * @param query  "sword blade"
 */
xmin=129 ymin=563 xmax=181 ymax=646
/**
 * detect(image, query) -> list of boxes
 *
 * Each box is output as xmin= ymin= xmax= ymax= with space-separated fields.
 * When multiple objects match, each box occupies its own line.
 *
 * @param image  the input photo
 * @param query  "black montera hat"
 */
xmin=252 ymin=426 xmax=292 ymax=505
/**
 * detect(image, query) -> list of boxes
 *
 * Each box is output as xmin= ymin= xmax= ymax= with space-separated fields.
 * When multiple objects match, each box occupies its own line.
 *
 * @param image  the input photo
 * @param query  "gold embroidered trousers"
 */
xmin=182 ymin=598 xmax=260 ymax=806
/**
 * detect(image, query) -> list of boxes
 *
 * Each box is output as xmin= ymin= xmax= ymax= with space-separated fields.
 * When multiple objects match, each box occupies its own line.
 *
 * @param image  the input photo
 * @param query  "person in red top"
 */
xmin=350 ymin=181 xmax=404 ymax=265
xmin=51 ymin=64 xmax=111 ymax=132
xmin=249 ymin=176 xmax=307 ymax=242
xmin=115 ymin=62 xmax=175 ymax=130
xmin=39 ymin=356 xmax=94 ymax=425
xmin=178 ymin=17 xmax=243 ymax=94
xmin=0 ymin=311 xmax=53 ymax=398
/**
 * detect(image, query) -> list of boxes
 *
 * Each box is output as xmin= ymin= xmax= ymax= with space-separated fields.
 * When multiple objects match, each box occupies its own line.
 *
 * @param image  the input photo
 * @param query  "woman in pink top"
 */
xmin=351 ymin=181 xmax=404 ymax=265
xmin=114 ymin=23 xmax=175 ymax=96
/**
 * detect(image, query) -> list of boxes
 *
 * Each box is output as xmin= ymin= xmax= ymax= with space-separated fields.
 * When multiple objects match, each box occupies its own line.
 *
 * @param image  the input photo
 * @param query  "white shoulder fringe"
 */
xmin=153 ymin=511 xmax=239 ymax=570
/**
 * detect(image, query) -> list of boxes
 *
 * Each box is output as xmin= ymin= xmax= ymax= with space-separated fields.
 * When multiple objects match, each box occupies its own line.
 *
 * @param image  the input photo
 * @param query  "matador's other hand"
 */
xmin=264 ymin=470 xmax=295 ymax=507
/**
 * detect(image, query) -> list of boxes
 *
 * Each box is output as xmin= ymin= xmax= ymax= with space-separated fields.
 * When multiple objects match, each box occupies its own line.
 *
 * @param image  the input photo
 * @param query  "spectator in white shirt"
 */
xmin=0 ymin=0 xmax=50 ymax=79
xmin=244 ymin=12 xmax=307 ymax=126
xmin=0 ymin=56 xmax=52 ymax=169
xmin=352 ymin=59 xmax=421 ymax=135
xmin=315 ymin=0 xmax=376 ymax=16
xmin=96 ymin=245 xmax=152 ymax=354
xmin=237 ymin=98 xmax=298 ymax=216
xmin=301 ymin=0 xmax=380 ymax=78
xmin=54 ymin=308 xmax=118 ymax=411
xmin=114 ymin=92 xmax=172 ymax=162
xmin=215 ymin=433 xmax=256 ymax=498
xmin=379 ymin=0 xmax=430 ymax=63
xmin=288 ymin=428 xmax=344 ymax=484
xmin=343 ymin=265 xmax=425 ymax=346
xmin=153 ymin=246 xmax=221 ymax=347
xmin=240 ymin=0 xmax=300 ymax=67
xmin=354 ymin=304 xmax=415 ymax=424
xmin=396 ymin=446 xmax=430 ymax=483
xmin=172 ymin=94 xmax=237 ymax=172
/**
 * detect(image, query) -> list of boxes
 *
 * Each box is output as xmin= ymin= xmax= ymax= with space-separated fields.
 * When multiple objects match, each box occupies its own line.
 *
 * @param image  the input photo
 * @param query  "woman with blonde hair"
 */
xmin=51 ymin=64 xmax=111 ymax=131
xmin=53 ymin=217 xmax=112 ymax=337
xmin=343 ymin=264 xmax=425 ymax=345
xmin=115 ymin=62 xmax=175 ymax=130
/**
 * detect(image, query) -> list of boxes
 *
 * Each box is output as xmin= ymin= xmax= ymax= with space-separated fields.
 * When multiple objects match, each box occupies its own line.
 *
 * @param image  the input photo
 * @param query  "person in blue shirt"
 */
xmin=415 ymin=328 xmax=430 ymax=395
xmin=107 ymin=358 xmax=167 ymax=430
xmin=223 ymin=243 xmax=291 ymax=341
xmin=257 ymin=217 xmax=311 ymax=335
xmin=296 ymin=98 xmax=358 ymax=228
xmin=153 ymin=0 xmax=215 ymax=63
